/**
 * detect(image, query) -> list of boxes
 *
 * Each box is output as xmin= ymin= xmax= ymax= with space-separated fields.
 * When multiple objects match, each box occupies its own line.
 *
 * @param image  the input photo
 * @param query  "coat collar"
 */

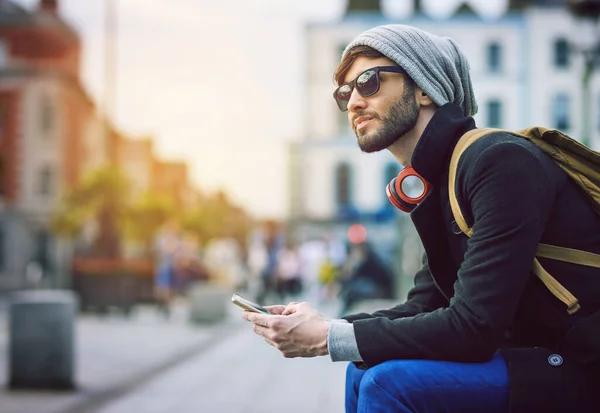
xmin=411 ymin=103 xmax=476 ymax=187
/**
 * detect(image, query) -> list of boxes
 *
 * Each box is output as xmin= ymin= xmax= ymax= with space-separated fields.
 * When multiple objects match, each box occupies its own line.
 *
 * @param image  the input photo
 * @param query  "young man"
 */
xmin=242 ymin=24 xmax=600 ymax=412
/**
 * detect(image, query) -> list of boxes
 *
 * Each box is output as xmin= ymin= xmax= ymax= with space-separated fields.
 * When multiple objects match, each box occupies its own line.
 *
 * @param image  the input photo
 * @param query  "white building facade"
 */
xmin=289 ymin=0 xmax=598 ymax=298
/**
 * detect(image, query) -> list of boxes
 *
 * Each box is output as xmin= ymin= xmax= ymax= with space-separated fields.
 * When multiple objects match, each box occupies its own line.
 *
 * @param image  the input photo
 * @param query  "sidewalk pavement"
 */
xmin=0 ymin=300 xmax=242 ymax=413
xmin=95 ymin=300 xmax=348 ymax=413
xmin=0 ymin=295 xmax=350 ymax=413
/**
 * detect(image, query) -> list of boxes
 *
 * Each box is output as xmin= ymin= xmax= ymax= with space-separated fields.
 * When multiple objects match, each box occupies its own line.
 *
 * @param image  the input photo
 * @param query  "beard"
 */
xmin=353 ymin=82 xmax=420 ymax=153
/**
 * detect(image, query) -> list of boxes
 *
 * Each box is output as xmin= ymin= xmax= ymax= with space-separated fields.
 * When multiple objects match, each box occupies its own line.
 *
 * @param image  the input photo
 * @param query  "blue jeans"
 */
xmin=345 ymin=353 xmax=509 ymax=413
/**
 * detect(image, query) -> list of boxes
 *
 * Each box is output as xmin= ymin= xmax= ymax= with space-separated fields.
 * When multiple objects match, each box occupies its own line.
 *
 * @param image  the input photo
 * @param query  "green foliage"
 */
xmin=51 ymin=166 xmax=131 ymax=237
xmin=124 ymin=192 xmax=175 ymax=243
xmin=50 ymin=208 xmax=90 ymax=238
xmin=52 ymin=168 xmax=254 ymax=255
xmin=181 ymin=191 xmax=252 ymax=248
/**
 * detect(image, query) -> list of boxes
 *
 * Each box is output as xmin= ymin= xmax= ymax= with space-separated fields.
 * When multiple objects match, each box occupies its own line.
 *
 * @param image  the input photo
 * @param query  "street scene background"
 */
xmin=1 ymin=0 xmax=599 ymax=412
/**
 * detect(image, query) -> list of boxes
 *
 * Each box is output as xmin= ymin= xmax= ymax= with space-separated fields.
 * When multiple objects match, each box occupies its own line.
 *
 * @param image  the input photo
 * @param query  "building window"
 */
xmin=0 ymin=101 xmax=5 ymax=141
xmin=486 ymin=42 xmax=502 ymax=74
xmin=384 ymin=162 xmax=400 ymax=186
xmin=37 ymin=166 xmax=53 ymax=197
xmin=384 ymin=162 xmax=400 ymax=208
xmin=598 ymin=94 xmax=600 ymax=132
xmin=40 ymin=95 xmax=54 ymax=135
xmin=554 ymin=38 xmax=570 ymax=69
xmin=0 ymin=157 xmax=4 ymax=196
xmin=34 ymin=230 xmax=51 ymax=272
xmin=487 ymin=100 xmax=503 ymax=128
xmin=0 ymin=224 xmax=4 ymax=272
xmin=0 ymin=40 xmax=7 ymax=68
xmin=553 ymin=93 xmax=570 ymax=131
xmin=335 ymin=162 xmax=352 ymax=207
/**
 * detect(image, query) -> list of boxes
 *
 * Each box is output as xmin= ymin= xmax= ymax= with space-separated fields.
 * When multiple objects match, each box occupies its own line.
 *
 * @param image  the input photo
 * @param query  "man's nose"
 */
xmin=347 ymin=88 xmax=367 ymax=113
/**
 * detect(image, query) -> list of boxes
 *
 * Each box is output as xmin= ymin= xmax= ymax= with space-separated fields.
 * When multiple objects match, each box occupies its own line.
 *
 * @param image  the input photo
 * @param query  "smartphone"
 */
xmin=231 ymin=293 xmax=270 ymax=315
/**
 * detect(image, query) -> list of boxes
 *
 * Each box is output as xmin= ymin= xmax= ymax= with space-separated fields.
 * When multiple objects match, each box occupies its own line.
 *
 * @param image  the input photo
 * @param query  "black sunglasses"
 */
xmin=333 ymin=66 xmax=406 ymax=112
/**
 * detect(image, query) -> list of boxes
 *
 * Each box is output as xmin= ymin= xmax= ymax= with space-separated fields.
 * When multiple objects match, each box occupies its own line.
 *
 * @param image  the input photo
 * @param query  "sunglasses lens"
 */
xmin=335 ymin=84 xmax=352 ymax=111
xmin=356 ymin=70 xmax=378 ymax=96
xmin=334 ymin=69 xmax=380 ymax=111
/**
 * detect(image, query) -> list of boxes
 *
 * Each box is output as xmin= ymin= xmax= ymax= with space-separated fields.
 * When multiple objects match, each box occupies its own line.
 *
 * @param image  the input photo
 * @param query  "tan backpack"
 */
xmin=448 ymin=127 xmax=600 ymax=315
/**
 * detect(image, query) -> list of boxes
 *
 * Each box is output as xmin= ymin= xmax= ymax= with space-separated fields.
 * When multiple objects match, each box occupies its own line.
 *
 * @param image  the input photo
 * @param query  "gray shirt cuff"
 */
xmin=327 ymin=319 xmax=363 ymax=362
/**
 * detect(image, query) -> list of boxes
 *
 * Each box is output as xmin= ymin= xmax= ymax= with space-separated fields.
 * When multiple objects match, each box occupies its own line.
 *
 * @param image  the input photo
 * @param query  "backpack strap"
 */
xmin=532 ymin=258 xmax=580 ymax=315
xmin=537 ymin=244 xmax=600 ymax=269
xmin=449 ymin=128 xmax=582 ymax=315
xmin=448 ymin=128 xmax=508 ymax=236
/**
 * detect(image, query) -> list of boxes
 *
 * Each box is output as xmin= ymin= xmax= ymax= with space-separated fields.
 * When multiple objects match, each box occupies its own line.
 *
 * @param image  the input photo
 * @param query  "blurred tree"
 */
xmin=123 ymin=191 xmax=176 ymax=254
xmin=53 ymin=170 xmax=255 ymax=260
xmin=51 ymin=166 xmax=130 ymax=258
xmin=182 ymin=190 xmax=253 ymax=248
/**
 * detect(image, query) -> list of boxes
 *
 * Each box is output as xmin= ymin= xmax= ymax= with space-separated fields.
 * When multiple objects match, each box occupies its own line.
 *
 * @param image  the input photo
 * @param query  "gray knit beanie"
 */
xmin=342 ymin=24 xmax=478 ymax=117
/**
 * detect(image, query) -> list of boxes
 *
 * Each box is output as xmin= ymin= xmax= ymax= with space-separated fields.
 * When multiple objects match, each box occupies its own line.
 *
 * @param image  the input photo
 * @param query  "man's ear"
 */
xmin=415 ymin=87 xmax=434 ymax=107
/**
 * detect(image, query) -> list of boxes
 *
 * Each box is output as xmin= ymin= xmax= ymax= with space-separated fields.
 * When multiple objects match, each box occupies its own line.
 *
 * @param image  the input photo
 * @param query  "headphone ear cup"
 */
xmin=395 ymin=166 xmax=431 ymax=205
xmin=386 ymin=177 xmax=415 ymax=213
xmin=386 ymin=166 xmax=431 ymax=212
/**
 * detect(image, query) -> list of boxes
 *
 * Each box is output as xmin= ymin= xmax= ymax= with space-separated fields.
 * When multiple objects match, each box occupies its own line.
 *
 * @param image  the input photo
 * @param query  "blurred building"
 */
xmin=120 ymin=135 xmax=202 ymax=209
xmin=120 ymin=136 xmax=155 ymax=198
xmin=0 ymin=0 xmax=99 ymax=291
xmin=152 ymin=160 xmax=197 ymax=210
xmin=0 ymin=0 xmax=199 ymax=293
xmin=290 ymin=0 xmax=598 ymax=299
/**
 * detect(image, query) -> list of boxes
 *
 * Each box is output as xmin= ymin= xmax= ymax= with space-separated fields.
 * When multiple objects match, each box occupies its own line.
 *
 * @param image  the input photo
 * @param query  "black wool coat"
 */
xmin=343 ymin=104 xmax=600 ymax=413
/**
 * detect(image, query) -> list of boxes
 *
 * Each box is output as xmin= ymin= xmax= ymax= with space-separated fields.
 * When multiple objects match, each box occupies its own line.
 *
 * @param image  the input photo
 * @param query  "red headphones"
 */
xmin=386 ymin=166 xmax=431 ymax=212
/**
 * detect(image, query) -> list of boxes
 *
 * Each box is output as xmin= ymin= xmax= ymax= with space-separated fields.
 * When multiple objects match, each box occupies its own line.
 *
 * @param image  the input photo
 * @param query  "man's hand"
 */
xmin=264 ymin=305 xmax=286 ymax=315
xmin=242 ymin=302 xmax=330 ymax=358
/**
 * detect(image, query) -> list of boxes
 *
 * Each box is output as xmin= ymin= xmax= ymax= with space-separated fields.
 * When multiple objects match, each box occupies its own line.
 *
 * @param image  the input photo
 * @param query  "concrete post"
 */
xmin=188 ymin=282 xmax=231 ymax=324
xmin=8 ymin=290 xmax=78 ymax=390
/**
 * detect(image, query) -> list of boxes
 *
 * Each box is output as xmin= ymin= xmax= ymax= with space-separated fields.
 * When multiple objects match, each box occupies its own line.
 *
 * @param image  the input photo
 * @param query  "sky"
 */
xmin=14 ymin=0 xmax=507 ymax=219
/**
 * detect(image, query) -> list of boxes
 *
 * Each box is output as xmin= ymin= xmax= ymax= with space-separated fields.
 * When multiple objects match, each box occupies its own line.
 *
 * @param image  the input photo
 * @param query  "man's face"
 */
xmin=342 ymin=56 xmax=419 ymax=153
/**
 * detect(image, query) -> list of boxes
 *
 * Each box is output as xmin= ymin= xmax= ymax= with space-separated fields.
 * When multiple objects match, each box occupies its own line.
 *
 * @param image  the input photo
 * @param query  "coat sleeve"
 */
xmin=343 ymin=254 xmax=448 ymax=323
xmin=351 ymin=136 xmax=559 ymax=367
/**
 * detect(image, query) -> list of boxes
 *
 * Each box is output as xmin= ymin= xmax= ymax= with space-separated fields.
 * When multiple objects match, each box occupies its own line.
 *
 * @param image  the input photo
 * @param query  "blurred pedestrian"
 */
xmin=153 ymin=219 xmax=181 ymax=317
xmin=203 ymin=236 xmax=247 ymax=290
xmin=297 ymin=236 xmax=328 ymax=305
xmin=320 ymin=233 xmax=348 ymax=300
xmin=337 ymin=242 xmax=394 ymax=315
xmin=246 ymin=232 xmax=268 ymax=297
xmin=275 ymin=241 xmax=302 ymax=301
xmin=255 ymin=230 xmax=282 ymax=304
xmin=174 ymin=232 xmax=209 ymax=291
